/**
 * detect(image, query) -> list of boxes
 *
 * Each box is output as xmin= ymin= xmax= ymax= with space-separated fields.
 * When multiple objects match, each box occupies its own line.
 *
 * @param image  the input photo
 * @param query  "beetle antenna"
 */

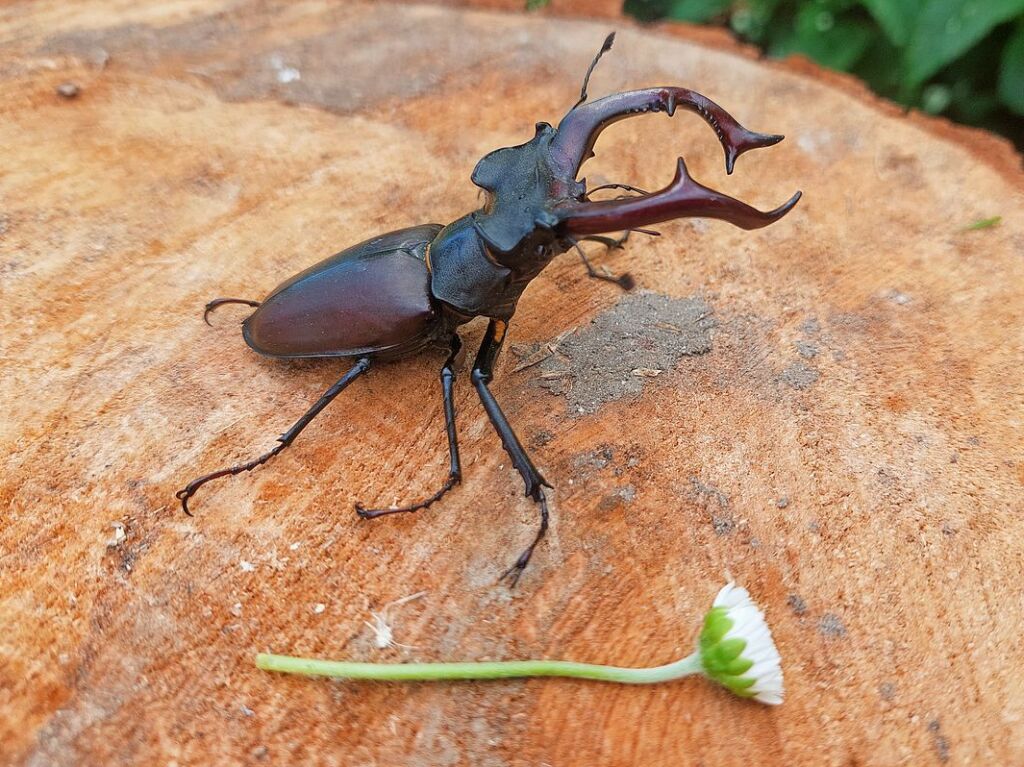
xmin=573 ymin=32 xmax=616 ymax=109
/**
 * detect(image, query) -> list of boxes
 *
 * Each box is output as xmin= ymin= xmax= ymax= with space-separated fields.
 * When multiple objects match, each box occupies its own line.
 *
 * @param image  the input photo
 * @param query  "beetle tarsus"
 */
xmin=176 ymin=443 xmax=287 ymax=515
xmin=176 ymin=358 xmax=371 ymax=513
xmin=355 ymin=473 xmax=460 ymax=519
xmin=500 ymin=488 xmax=550 ymax=588
xmin=203 ymin=297 xmax=261 ymax=326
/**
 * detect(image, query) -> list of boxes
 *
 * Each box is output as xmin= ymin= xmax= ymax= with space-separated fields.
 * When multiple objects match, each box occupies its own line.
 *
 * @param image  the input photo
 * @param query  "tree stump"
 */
xmin=2 ymin=2 xmax=1022 ymax=765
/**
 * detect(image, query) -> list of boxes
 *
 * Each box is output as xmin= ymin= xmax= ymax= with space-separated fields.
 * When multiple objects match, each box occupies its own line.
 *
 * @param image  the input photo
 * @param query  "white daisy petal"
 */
xmin=698 ymin=582 xmax=785 ymax=705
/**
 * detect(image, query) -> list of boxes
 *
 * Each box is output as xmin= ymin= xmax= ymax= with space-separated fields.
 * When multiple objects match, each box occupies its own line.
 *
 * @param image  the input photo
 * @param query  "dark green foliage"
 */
xmin=531 ymin=0 xmax=1024 ymax=147
xmin=1001 ymin=21 xmax=1024 ymax=114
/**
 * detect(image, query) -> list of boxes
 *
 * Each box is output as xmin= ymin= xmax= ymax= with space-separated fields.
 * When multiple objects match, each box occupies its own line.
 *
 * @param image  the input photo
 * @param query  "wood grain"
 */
xmin=1 ymin=2 xmax=1022 ymax=765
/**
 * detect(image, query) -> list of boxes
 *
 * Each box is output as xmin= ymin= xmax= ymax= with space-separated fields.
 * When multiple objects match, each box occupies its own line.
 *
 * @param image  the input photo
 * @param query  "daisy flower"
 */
xmin=257 ymin=581 xmax=784 ymax=705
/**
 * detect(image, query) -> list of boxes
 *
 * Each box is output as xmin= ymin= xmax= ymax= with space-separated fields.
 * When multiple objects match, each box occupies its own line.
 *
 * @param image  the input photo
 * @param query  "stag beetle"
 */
xmin=178 ymin=34 xmax=801 ymax=584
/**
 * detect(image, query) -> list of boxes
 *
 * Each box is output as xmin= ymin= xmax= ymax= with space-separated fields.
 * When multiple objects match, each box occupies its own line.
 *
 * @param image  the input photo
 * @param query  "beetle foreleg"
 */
xmin=471 ymin=320 xmax=553 ymax=587
xmin=583 ymin=183 xmax=650 ymax=199
xmin=356 ymin=336 xmax=464 ymax=519
xmin=567 ymin=236 xmax=635 ymax=291
xmin=175 ymin=357 xmax=371 ymax=515
xmin=578 ymin=234 xmax=630 ymax=249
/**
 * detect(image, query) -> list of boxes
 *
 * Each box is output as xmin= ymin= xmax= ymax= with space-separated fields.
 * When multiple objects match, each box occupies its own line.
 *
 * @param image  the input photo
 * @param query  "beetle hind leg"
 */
xmin=203 ymin=297 xmax=261 ymax=326
xmin=175 ymin=357 xmax=371 ymax=514
xmin=356 ymin=337 xmax=463 ymax=519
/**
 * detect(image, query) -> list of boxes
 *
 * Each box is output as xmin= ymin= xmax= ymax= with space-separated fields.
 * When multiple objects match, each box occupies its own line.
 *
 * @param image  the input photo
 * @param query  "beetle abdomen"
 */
xmin=243 ymin=224 xmax=443 ymax=358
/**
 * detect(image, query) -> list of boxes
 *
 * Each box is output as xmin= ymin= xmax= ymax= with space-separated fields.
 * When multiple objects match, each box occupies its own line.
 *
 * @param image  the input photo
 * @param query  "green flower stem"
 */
xmin=256 ymin=652 xmax=703 ymax=684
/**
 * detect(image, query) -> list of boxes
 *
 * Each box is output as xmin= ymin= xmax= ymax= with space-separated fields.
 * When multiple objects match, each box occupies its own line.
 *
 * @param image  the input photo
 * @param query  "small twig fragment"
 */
xmin=512 ymin=329 xmax=574 ymax=373
xmin=962 ymin=216 xmax=1001 ymax=231
xmin=631 ymin=368 xmax=662 ymax=378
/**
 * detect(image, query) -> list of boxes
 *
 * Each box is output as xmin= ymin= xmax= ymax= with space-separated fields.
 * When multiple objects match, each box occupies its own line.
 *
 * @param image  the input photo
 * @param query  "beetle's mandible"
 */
xmin=177 ymin=34 xmax=801 ymax=585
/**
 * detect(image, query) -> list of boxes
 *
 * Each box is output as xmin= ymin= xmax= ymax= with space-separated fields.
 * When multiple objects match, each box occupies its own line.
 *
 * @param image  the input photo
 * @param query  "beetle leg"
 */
xmin=471 ymin=319 xmax=552 ymax=587
xmin=175 ymin=357 xmax=371 ymax=515
xmin=566 ymin=235 xmax=635 ymax=291
xmin=583 ymin=183 xmax=650 ymax=200
xmin=578 ymin=233 xmax=630 ymax=249
xmin=203 ymin=297 xmax=261 ymax=326
xmin=356 ymin=336 xmax=464 ymax=518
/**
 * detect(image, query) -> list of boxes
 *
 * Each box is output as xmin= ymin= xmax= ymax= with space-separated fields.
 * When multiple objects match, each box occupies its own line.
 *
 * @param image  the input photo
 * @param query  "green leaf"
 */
xmin=623 ymin=0 xmax=673 ymax=22
xmin=905 ymin=0 xmax=1024 ymax=87
xmin=729 ymin=0 xmax=785 ymax=42
xmin=741 ymin=0 xmax=784 ymax=19
xmin=924 ymin=38 xmax=1012 ymax=121
xmin=921 ymin=83 xmax=953 ymax=113
xmin=852 ymin=35 xmax=907 ymax=100
xmin=858 ymin=0 xmax=921 ymax=46
xmin=946 ymin=84 xmax=1002 ymax=122
xmin=962 ymin=216 xmax=1002 ymax=230
xmin=525 ymin=0 xmax=550 ymax=9
xmin=770 ymin=7 xmax=874 ymax=71
xmin=998 ymin=22 xmax=1024 ymax=114
xmin=667 ymin=0 xmax=731 ymax=23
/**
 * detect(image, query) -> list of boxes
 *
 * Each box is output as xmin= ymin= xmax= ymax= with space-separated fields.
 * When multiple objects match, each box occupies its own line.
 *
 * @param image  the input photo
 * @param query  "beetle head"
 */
xmin=470 ymin=121 xmax=582 ymax=261
xmin=470 ymin=34 xmax=801 ymax=267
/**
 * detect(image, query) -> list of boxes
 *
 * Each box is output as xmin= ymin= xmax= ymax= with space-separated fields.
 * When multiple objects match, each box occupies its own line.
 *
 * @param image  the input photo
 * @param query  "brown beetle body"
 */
xmin=243 ymin=224 xmax=445 ymax=359
xmin=179 ymin=34 xmax=801 ymax=584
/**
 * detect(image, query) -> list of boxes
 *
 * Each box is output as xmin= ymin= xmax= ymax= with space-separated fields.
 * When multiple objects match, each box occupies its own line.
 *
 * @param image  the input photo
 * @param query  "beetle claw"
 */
xmin=499 ymin=557 xmax=529 ymax=588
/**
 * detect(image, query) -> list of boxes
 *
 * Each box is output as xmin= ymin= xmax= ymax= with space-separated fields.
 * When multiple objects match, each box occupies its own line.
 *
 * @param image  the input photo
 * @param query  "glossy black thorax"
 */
xmin=426 ymin=123 xmax=582 ymax=320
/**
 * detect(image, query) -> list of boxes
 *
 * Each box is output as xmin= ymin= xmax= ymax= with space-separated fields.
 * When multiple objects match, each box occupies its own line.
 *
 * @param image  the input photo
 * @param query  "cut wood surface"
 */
xmin=2 ymin=1 xmax=1023 ymax=765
